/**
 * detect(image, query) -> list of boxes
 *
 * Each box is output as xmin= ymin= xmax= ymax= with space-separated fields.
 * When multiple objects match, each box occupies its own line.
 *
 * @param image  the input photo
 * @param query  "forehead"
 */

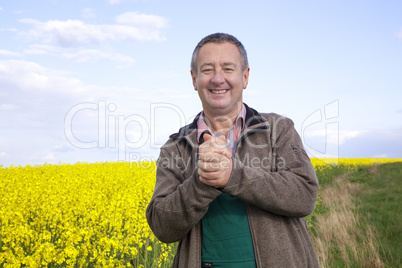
xmin=196 ymin=42 xmax=241 ymax=65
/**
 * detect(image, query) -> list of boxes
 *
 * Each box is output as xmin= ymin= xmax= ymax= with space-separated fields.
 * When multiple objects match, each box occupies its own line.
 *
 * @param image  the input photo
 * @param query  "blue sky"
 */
xmin=1 ymin=0 xmax=401 ymax=167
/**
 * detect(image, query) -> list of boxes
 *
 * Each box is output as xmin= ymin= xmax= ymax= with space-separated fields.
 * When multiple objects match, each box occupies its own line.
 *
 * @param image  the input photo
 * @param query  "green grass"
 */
xmin=350 ymin=163 xmax=402 ymax=267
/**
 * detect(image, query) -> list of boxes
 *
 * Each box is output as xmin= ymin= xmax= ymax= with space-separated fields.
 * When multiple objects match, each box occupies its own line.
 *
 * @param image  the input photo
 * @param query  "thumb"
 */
xmin=203 ymin=133 xmax=213 ymax=141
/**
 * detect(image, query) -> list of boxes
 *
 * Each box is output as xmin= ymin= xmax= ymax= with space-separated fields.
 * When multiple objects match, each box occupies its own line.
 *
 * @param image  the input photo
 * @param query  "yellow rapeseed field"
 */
xmin=0 ymin=162 xmax=174 ymax=267
xmin=310 ymin=158 xmax=402 ymax=169
xmin=0 ymin=158 xmax=401 ymax=267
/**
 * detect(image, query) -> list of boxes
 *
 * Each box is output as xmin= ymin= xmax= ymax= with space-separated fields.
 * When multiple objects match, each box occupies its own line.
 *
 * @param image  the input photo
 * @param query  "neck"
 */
xmin=203 ymin=103 xmax=242 ymax=135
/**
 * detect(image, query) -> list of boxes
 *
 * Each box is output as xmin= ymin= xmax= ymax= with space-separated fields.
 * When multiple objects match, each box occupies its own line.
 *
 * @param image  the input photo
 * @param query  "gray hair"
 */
xmin=190 ymin=33 xmax=249 ymax=74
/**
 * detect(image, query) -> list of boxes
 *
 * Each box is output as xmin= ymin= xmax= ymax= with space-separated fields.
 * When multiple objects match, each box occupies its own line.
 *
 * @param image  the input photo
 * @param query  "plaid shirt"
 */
xmin=197 ymin=104 xmax=246 ymax=157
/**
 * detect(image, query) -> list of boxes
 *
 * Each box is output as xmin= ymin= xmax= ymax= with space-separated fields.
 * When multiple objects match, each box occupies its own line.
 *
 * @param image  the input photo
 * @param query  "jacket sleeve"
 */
xmin=146 ymin=141 xmax=221 ymax=243
xmin=225 ymin=115 xmax=319 ymax=218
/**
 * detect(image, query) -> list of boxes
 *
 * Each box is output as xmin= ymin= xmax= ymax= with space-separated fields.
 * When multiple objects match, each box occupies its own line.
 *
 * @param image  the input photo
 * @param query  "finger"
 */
xmin=199 ymin=145 xmax=231 ymax=161
xmin=198 ymin=168 xmax=230 ymax=187
xmin=198 ymin=175 xmax=215 ymax=186
xmin=198 ymin=153 xmax=223 ymax=165
xmin=198 ymin=152 xmax=226 ymax=163
xmin=198 ymin=154 xmax=232 ymax=171
xmin=199 ymin=134 xmax=218 ymax=153
xmin=198 ymin=169 xmax=220 ymax=181
xmin=202 ymin=142 xmax=231 ymax=160
xmin=198 ymin=160 xmax=221 ymax=172
xmin=211 ymin=135 xmax=228 ymax=148
xmin=199 ymin=145 xmax=224 ymax=155
xmin=203 ymin=133 xmax=213 ymax=141
xmin=219 ymin=148 xmax=232 ymax=160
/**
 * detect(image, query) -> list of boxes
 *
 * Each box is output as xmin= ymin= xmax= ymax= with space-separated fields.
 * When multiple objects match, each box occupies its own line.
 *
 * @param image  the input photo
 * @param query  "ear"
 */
xmin=191 ymin=70 xmax=197 ymax=91
xmin=242 ymin=67 xmax=250 ymax=89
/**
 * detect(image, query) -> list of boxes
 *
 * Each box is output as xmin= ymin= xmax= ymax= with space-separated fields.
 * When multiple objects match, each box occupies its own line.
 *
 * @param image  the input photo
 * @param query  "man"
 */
xmin=146 ymin=33 xmax=320 ymax=267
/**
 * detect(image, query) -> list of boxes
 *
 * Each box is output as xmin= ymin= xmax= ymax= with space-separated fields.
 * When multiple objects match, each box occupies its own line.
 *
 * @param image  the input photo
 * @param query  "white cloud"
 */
xmin=0 ymin=49 xmax=22 ymax=57
xmin=0 ymin=59 xmax=86 ymax=94
xmin=338 ymin=130 xmax=368 ymax=144
xmin=108 ymin=0 xmax=125 ymax=4
xmin=0 ymin=152 xmax=6 ymax=158
xmin=13 ymin=10 xmax=25 ymax=15
xmin=0 ymin=59 xmax=160 ymax=105
xmin=54 ymin=144 xmax=74 ymax=152
xmin=23 ymin=44 xmax=61 ymax=55
xmin=22 ymin=44 xmax=132 ymax=66
xmin=61 ymin=49 xmax=135 ymax=66
xmin=108 ymin=0 xmax=131 ymax=4
xmin=0 ymin=59 xmax=176 ymax=167
xmin=303 ymin=128 xmax=367 ymax=145
xmin=116 ymin=12 xmax=168 ymax=29
xmin=20 ymin=18 xmax=108 ymax=46
xmin=0 ymin=59 xmax=157 ymax=131
xmin=19 ymin=12 xmax=168 ymax=47
xmin=0 ymin=28 xmax=18 ymax=32
xmin=107 ymin=0 xmax=147 ymax=4
xmin=372 ymin=154 xmax=388 ymax=158
xmin=0 ymin=104 xmax=18 ymax=111
xmin=43 ymin=153 xmax=56 ymax=161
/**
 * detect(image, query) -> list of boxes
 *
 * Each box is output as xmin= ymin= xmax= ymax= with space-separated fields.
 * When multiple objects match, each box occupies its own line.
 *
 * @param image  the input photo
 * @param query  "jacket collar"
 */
xmin=243 ymin=103 xmax=268 ymax=128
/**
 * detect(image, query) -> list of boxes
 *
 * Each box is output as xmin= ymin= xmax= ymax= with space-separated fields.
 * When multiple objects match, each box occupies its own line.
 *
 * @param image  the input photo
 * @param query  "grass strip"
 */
xmin=310 ymin=172 xmax=384 ymax=267
xmin=350 ymin=162 xmax=402 ymax=267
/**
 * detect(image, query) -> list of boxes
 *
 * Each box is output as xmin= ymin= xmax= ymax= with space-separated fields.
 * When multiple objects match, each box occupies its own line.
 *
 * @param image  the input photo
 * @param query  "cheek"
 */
xmin=230 ymin=77 xmax=245 ymax=89
xmin=198 ymin=76 xmax=210 ymax=88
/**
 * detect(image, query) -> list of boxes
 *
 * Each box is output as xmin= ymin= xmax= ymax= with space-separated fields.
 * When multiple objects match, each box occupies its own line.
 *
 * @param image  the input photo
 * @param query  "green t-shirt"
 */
xmin=202 ymin=193 xmax=256 ymax=267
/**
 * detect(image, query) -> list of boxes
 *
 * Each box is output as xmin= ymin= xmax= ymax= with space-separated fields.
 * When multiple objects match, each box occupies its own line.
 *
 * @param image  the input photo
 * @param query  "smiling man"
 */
xmin=146 ymin=33 xmax=320 ymax=267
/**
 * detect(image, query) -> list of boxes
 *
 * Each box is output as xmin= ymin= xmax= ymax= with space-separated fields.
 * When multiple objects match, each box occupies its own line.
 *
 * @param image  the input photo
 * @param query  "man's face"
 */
xmin=191 ymin=42 xmax=249 ymax=118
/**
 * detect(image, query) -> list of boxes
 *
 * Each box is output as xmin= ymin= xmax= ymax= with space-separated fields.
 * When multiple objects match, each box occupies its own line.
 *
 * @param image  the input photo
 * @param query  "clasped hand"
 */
xmin=198 ymin=133 xmax=233 ymax=188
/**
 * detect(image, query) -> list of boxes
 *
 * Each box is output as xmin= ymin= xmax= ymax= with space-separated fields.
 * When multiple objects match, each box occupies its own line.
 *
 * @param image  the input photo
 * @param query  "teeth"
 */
xmin=211 ymin=89 xmax=228 ymax=94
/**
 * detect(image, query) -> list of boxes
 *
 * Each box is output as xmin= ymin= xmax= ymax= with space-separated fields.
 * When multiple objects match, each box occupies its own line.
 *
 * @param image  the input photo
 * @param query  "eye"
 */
xmin=201 ymin=68 xmax=213 ymax=73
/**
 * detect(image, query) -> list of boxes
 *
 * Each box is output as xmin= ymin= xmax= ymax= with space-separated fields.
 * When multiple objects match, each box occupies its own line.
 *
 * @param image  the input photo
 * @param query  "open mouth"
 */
xmin=210 ymin=89 xmax=228 ymax=94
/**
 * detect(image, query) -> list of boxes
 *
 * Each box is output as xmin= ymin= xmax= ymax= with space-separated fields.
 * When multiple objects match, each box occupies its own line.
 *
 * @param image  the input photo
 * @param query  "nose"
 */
xmin=211 ymin=70 xmax=225 ymax=85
